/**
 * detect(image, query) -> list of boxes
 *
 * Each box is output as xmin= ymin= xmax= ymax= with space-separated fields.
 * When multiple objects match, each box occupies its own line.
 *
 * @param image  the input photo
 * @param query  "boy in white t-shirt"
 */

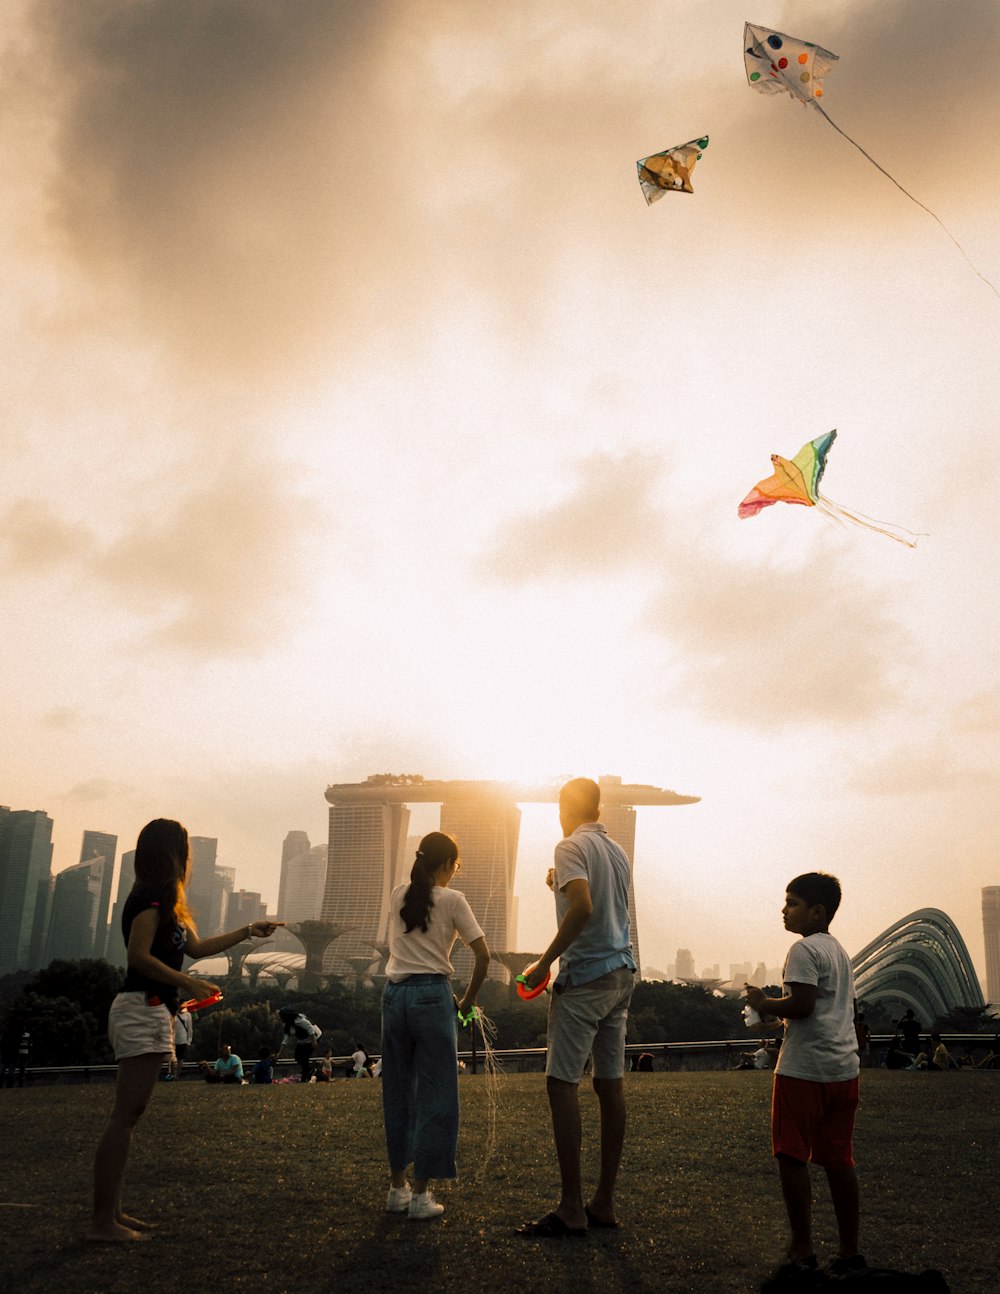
xmin=745 ymin=872 xmax=865 ymax=1281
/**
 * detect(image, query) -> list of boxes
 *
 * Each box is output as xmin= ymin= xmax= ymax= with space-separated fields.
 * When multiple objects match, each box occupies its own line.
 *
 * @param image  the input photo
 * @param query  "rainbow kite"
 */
xmin=738 ymin=430 xmax=919 ymax=547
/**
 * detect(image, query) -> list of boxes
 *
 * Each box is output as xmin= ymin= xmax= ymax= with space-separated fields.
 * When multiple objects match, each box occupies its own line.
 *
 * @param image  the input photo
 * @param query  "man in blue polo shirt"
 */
xmin=516 ymin=777 xmax=636 ymax=1239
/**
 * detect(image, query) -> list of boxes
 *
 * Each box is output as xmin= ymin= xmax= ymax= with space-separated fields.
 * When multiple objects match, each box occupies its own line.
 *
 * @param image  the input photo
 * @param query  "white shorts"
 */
xmin=546 ymin=966 xmax=634 ymax=1083
xmin=107 ymin=992 xmax=176 ymax=1062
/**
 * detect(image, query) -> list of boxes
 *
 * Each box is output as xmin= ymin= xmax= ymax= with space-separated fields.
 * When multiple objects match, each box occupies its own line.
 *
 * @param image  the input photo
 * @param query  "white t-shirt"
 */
xmin=385 ymin=883 xmax=485 ymax=982
xmin=775 ymin=932 xmax=859 ymax=1083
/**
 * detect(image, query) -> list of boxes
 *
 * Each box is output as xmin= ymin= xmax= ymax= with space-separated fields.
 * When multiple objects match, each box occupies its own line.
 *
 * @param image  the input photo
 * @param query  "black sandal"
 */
xmin=515 ymin=1212 xmax=587 ymax=1239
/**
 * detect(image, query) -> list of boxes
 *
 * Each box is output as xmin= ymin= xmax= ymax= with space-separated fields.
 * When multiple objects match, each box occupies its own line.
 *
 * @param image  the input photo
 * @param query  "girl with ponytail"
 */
xmin=381 ymin=831 xmax=490 ymax=1221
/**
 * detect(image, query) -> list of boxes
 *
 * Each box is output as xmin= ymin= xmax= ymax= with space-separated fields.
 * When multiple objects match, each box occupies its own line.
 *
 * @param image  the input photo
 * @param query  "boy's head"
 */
xmin=783 ymin=872 xmax=842 ymax=935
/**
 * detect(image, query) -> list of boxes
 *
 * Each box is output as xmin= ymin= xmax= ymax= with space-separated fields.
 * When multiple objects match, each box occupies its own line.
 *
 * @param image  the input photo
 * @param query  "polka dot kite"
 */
xmin=636 ymin=136 xmax=710 ymax=204
xmin=742 ymin=20 xmax=1000 ymax=297
xmin=744 ymin=22 xmax=835 ymax=103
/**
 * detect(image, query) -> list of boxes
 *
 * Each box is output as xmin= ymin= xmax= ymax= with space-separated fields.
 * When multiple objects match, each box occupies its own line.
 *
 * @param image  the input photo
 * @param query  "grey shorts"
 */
xmin=546 ymin=966 xmax=634 ymax=1083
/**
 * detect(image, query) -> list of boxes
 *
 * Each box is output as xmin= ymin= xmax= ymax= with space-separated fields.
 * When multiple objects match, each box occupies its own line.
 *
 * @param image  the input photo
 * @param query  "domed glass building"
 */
xmin=852 ymin=908 xmax=984 ymax=1022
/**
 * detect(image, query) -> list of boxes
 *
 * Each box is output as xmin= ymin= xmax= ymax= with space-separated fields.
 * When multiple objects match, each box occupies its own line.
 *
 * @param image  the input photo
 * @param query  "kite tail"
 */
xmin=816 ymin=493 xmax=921 ymax=548
xmin=813 ymin=102 xmax=1000 ymax=301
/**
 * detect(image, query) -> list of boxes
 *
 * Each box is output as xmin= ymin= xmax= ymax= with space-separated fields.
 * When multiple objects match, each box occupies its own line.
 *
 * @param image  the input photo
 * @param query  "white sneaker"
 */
xmin=386 ymin=1183 xmax=412 ymax=1213
xmin=408 ymin=1190 xmax=444 ymax=1220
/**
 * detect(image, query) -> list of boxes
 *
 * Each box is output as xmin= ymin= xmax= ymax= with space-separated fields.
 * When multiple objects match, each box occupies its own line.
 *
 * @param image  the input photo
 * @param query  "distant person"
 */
xmin=855 ymin=1013 xmax=872 ymax=1068
xmin=171 ymin=1006 xmax=193 ymax=1080
xmin=278 ymin=1008 xmax=321 ymax=1083
xmin=251 ymin=1047 xmax=276 ymax=1085
xmin=909 ymin=1035 xmax=953 ymax=1072
xmin=316 ymin=1049 xmax=333 ymax=1082
xmin=0 ymin=1019 xmax=20 ymax=1089
xmin=517 ymin=777 xmax=636 ymax=1239
xmin=16 ymin=1030 xmax=30 ymax=1087
xmin=201 ymin=1044 xmax=244 ymax=1084
xmin=745 ymin=872 xmax=865 ymax=1280
xmin=88 ymin=817 xmax=282 ymax=1242
xmin=636 ymin=1052 xmax=655 ymax=1072
xmin=897 ymin=1009 xmax=922 ymax=1056
xmin=885 ymin=1036 xmax=912 ymax=1070
xmin=381 ymin=831 xmax=490 ymax=1221
xmin=737 ymin=1041 xmax=773 ymax=1071
xmin=352 ymin=1043 xmax=371 ymax=1078
xmin=974 ymin=1036 xmax=1000 ymax=1070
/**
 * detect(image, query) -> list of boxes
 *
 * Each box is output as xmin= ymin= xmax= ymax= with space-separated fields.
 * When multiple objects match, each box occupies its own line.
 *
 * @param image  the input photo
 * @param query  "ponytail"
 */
xmin=400 ymin=831 xmax=458 ymax=933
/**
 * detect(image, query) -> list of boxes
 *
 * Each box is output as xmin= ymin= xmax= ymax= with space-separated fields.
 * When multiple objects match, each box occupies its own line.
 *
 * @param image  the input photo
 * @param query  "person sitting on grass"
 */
xmin=200 ymin=1043 xmax=244 ymax=1084
xmin=251 ymin=1047 xmax=276 ymax=1084
xmin=745 ymin=871 xmax=866 ymax=1281
xmin=89 ymin=817 xmax=282 ymax=1242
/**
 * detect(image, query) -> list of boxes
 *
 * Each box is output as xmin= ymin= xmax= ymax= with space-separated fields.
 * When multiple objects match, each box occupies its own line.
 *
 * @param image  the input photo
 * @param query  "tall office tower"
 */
xmin=598 ymin=788 xmax=643 ymax=979
xmin=277 ymin=831 xmax=312 ymax=917
xmin=45 ymin=857 xmax=106 ymax=962
xmin=217 ymin=866 xmax=235 ymax=932
xmin=729 ymin=961 xmax=752 ymax=983
xmin=675 ymin=948 xmax=696 ymax=979
xmin=187 ymin=837 xmax=229 ymax=935
xmin=322 ymin=800 xmax=411 ymax=970
xmin=280 ymin=843 xmax=327 ymax=922
xmin=0 ymin=807 xmax=54 ymax=975
xmin=440 ymin=790 xmax=521 ymax=981
xmin=80 ymin=830 xmax=117 ymax=960
xmin=227 ymin=889 xmax=267 ymax=927
xmin=983 ymin=887 xmax=1000 ymax=1006
xmin=106 ymin=849 xmax=136 ymax=966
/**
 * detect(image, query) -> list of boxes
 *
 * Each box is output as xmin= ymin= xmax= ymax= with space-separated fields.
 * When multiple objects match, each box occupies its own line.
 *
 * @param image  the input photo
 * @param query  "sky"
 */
xmin=3 ymin=0 xmax=1000 ymax=987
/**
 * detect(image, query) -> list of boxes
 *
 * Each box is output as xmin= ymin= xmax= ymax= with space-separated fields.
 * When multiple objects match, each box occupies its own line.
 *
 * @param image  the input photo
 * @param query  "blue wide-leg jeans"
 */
xmin=381 ymin=974 xmax=459 ymax=1180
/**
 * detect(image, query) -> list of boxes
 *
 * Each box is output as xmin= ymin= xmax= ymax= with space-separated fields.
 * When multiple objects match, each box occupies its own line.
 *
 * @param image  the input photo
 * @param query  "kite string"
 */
xmin=816 ymin=493 xmax=922 ymax=548
xmin=465 ymin=1008 xmax=501 ymax=1182
xmin=813 ymin=102 xmax=1000 ymax=300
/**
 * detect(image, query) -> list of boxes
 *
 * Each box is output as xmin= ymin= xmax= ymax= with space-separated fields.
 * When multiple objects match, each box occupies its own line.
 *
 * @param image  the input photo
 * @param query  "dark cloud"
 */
xmin=24 ymin=0 xmax=400 ymax=381
xmin=479 ymin=452 xmax=667 ymax=581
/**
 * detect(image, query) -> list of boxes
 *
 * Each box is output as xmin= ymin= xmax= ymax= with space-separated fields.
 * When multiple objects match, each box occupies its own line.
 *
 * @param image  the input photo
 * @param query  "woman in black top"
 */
xmin=89 ymin=819 xmax=282 ymax=1242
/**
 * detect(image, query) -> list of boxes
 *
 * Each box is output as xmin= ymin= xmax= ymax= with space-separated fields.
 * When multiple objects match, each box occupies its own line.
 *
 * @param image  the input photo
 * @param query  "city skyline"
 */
xmin=2 ymin=787 xmax=995 ymax=994
xmin=4 ymin=3 xmax=1000 ymax=992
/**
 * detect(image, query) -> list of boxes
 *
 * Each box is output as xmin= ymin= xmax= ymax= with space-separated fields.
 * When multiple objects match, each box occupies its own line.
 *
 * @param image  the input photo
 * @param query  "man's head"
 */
xmin=783 ymin=872 xmax=842 ymax=935
xmin=559 ymin=777 xmax=601 ymax=837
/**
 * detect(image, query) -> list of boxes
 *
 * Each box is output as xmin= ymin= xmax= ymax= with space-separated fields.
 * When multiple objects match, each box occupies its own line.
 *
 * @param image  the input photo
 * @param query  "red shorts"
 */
xmin=771 ymin=1073 xmax=859 ymax=1169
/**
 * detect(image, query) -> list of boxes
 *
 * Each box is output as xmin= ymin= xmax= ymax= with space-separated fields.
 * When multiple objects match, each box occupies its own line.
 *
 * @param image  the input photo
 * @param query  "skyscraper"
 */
xmin=0 ymin=807 xmax=54 ymax=975
xmin=80 ymin=829 xmax=117 ymax=959
xmin=675 ymin=948 xmax=696 ymax=979
xmin=441 ymin=790 xmax=520 ymax=980
xmin=46 ymin=857 xmax=106 ymax=963
xmin=187 ymin=837 xmax=229 ymax=935
xmin=106 ymin=849 xmax=136 ymax=967
xmin=983 ymin=887 xmax=1000 ymax=1006
xmin=321 ymin=800 xmax=411 ymax=969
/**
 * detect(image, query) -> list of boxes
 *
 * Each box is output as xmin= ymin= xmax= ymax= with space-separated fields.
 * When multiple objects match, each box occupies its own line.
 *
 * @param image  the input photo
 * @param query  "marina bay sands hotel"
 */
xmin=320 ymin=775 xmax=699 ymax=977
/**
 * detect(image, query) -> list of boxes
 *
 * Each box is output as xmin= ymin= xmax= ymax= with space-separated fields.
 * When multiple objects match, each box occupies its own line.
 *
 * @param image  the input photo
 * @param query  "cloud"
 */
xmin=20 ymin=0 xmax=399 ymax=381
xmin=954 ymin=687 xmax=1000 ymax=735
xmin=60 ymin=776 xmax=135 ymax=804
xmin=1 ymin=451 xmax=326 ymax=657
xmin=844 ymin=742 xmax=999 ymax=796
xmin=646 ymin=544 xmax=911 ymax=727
xmin=40 ymin=705 xmax=87 ymax=731
xmin=0 ymin=499 xmax=96 ymax=572
xmin=479 ymin=452 xmax=668 ymax=581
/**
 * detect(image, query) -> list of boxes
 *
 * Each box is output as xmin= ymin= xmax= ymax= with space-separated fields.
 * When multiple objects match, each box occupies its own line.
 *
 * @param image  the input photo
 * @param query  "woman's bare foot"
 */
xmin=87 ymin=1220 xmax=150 ymax=1243
xmin=117 ymin=1212 xmax=158 ymax=1231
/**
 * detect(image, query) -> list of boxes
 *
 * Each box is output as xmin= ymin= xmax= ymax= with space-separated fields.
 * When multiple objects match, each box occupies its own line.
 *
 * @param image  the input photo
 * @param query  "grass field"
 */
xmin=1 ymin=1070 xmax=996 ymax=1294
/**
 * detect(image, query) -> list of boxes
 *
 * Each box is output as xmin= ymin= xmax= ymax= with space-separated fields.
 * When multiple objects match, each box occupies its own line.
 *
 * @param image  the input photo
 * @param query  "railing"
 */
xmin=5 ymin=1034 xmax=997 ymax=1085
